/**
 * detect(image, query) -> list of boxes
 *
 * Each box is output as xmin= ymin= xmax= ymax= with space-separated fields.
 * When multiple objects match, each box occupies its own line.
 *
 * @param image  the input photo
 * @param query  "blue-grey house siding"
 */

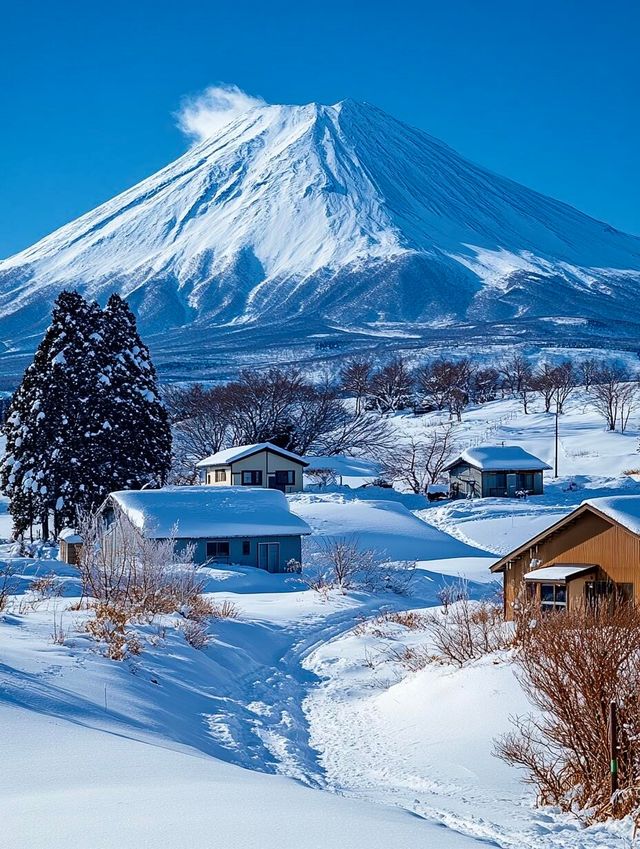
xmin=173 ymin=534 xmax=302 ymax=572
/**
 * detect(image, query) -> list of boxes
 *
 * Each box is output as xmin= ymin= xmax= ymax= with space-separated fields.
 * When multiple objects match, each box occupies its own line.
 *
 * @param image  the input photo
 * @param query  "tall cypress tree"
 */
xmin=101 ymin=294 xmax=171 ymax=490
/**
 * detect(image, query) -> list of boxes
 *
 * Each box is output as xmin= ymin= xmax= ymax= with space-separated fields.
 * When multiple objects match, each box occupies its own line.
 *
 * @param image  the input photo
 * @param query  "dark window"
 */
xmin=214 ymin=469 xmax=227 ymax=482
xmin=206 ymin=540 xmax=230 ymax=559
xmin=241 ymin=470 xmax=263 ymax=485
xmin=275 ymin=470 xmax=295 ymax=485
xmin=540 ymin=583 xmax=566 ymax=611
xmin=242 ymin=540 xmax=251 ymax=556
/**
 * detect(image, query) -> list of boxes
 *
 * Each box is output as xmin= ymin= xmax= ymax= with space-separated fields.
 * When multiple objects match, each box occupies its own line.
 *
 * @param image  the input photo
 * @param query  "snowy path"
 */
xmin=301 ymin=627 xmax=632 ymax=849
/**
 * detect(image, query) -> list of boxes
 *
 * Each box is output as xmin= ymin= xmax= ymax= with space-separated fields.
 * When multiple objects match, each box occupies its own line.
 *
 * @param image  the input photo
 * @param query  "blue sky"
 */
xmin=1 ymin=0 xmax=638 ymax=257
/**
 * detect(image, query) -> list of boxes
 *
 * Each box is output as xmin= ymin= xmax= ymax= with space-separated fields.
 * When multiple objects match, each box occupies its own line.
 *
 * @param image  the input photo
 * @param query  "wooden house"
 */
xmin=196 ymin=443 xmax=308 ymax=493
xmin=107 ymin=486 xmax=311 ymax=572
xmin=443 ymin=445 xmax=551 ymax=499
xmin=491 ymin=495 xmax=640 ymax=619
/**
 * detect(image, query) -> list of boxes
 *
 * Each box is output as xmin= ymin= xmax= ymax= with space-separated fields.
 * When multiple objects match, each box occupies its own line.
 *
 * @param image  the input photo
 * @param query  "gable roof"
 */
xmin=490 ymin=494 xmax=640 ymax=573
xmin=196 ymin=442 xmax=309 ymax=468
xmin=109 ymin=486 xmax=312 ymax=539
xmin=443 ymin=445 xmax=551 ymax=473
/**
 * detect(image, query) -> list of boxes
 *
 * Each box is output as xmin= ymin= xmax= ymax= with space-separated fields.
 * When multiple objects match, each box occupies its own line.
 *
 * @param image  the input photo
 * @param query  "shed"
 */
xmin=58 ymin=528 xmax=83 ymax=565
xmin=108 ymin=486 xmax=312 ymax=572
xmin=442 ymin=445 xmax=551 ymax=498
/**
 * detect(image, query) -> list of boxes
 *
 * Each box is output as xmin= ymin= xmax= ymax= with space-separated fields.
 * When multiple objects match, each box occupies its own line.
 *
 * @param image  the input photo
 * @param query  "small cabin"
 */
xmin=442 ymin=445 xmax=551 ymax=499
xmin=107 ymin=486 xmax=311 ymax=572
xmin=491 ymin=495 xmax=640 ymax=620
xmin=196 ymin=443 xmax=308 ymax=493
xmin=58 ymin=528 xmax=83 ymax=565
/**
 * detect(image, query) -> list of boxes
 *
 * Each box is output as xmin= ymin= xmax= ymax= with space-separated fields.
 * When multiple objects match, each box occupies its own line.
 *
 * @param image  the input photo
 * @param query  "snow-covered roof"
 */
xmin=524 ymin=564 xmax=596 ymax=582
xmin=443 ymin=445 xmax=551 ymax=472
xmin=582 ymin=494 xmax=640 ymax=536
xmin=196 ymin=442 xmax=308 ymax=468
xmin=59 ymin=528 xmax=82 ymax=543
xmin=109 ymin=486 xmax=312 ymax=539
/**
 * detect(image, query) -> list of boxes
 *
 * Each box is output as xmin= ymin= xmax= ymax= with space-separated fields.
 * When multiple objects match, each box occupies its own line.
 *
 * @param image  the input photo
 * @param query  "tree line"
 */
xmin=340 ymin=352 xmax=640 ymax=430
xmin=0 ymin=291 xmax=171 ymax=539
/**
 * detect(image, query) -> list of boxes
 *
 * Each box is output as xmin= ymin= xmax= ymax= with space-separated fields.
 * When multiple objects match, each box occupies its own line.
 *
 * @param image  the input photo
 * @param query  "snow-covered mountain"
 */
xmin=1 ymin=99 xmax=639 ymax=374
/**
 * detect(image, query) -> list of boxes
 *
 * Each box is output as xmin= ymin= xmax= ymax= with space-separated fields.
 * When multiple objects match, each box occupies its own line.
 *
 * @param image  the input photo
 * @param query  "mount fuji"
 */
xmin=1 ymin=99 xmax=639 ymax=379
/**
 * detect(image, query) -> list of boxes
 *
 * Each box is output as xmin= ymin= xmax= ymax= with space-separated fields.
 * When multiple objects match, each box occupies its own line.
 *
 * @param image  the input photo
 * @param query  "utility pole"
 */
xmin=554 ymin=392 xmax=559 ymax=479
xmin=609 ymin=700 xmax=619 ymax=809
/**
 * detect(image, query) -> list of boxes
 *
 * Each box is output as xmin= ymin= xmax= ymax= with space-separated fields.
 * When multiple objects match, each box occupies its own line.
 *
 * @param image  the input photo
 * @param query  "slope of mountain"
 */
xmin=1 ymin=99 xmax=639 ymax=377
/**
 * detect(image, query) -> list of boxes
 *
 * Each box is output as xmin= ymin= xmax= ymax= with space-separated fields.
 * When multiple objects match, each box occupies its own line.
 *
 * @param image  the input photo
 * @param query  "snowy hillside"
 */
xmin=1 ymin=99 xmax=640 ymax=376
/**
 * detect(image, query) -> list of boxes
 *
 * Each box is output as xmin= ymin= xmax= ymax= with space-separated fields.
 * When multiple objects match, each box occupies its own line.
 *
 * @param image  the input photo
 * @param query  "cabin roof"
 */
xmin=109 ymin=486 xmax=312 ymax=539
xmin=443 ymin=445 xmax=551 ymax=473
xmin=196 ymin=442 xmax=309 ymax=468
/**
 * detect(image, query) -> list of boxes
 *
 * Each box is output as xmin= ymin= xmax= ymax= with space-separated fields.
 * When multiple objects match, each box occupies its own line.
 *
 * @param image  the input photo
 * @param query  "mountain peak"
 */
xmin=0 ymin=99 xmax=639 ymax=375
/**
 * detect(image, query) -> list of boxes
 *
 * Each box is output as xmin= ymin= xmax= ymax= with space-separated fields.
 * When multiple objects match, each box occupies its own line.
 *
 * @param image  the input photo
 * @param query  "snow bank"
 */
xmin=290 ymin=494 xmax=490 ymax=561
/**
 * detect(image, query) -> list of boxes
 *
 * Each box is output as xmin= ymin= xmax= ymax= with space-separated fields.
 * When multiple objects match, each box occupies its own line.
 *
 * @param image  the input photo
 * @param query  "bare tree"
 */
xmin=553 ymin=360 xmax=576 ymax=414
xmin=368 ymin=357 xmax=414 ymax=413
xmin=589 ymin=364 xmax=638 ymax=431
xmin=496 ymin=601 xmax=640 ymax=820
xmin=500 ymin=354 xmax=534 ymax=414
xmin=578 ymin=357 xmax=599 ymax=392
xmin=339 ymin=358 xmax=374 ymax=415
xmin=471 ymin=367 xmax=501 ymax=403
xmin=304 ymin=536 xmax=415 ymax=594
xmin=414 ymin=358 xmax=473 ymax=419
xmin=382 ymin=424 xmax=456 ymax=493
xmin=532 ymin=362 xmax=557 ymax=413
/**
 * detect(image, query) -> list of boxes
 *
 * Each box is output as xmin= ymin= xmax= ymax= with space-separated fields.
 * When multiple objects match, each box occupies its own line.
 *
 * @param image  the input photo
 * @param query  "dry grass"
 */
xmin=180 ymin=619 xmax=209 ymax=650
xmin=354 ymin=608 xmax=429 ymax=637
xmin=425 ymin=598 xmax=510 ymax=667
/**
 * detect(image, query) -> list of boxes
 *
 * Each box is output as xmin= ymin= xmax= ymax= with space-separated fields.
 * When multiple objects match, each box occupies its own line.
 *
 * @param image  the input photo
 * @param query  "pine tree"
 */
xmin=99 ymin=294 xmax=171 ymax=490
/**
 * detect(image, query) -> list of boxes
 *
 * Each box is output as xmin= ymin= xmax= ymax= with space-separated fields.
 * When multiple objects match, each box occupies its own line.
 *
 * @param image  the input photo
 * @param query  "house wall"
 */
xmin=448 ymin=463 xmax=483 ymax=498
xmin=229 ymin=450 xmax=305 ymax=493
xmin=449 ymin=465 xmax=544 ymax=498
xmin=500 ymin=512 xmax=640 ymax=618
xmin=204 ymin=465 xmax=231 ymax=485
xmin=174 ymin=534 xmax=303 ymax=572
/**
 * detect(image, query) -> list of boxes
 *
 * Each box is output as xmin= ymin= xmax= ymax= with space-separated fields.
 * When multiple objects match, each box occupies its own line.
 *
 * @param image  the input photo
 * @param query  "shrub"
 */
xmin=31 ymin=573 xmax=63 ymax=601
xmin=495 ymin=602 xmax=640 ymax=820
xmin=0 ymin=563 xmax=16 ymax=612
xmin=304 ymin=537 xmax=415 ymax=595
xmin=85 ymin=603 xmax=142 ymax=661
xmin=425 ymin=597 xmax=510 ymax=666
xmin=181 ymin=619 xmax=209 ymax=650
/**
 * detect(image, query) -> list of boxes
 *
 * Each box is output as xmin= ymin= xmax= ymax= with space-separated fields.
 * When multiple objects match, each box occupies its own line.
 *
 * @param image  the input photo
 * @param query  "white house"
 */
xmin=196 ymin=443 xmax=308 ymax=493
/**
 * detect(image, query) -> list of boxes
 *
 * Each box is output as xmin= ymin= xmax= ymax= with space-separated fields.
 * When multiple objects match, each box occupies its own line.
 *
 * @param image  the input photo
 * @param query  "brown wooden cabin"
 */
xmin=491 ymin=495 xmax=640 ymax=620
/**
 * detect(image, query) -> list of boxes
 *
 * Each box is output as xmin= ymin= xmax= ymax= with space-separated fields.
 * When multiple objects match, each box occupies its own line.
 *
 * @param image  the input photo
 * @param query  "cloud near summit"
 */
xmin=176 ymin=84 xmax=265 ymax=143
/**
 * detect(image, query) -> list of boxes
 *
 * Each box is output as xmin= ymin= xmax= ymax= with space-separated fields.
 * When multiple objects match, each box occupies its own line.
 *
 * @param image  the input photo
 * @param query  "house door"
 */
xmin=258 ymin=542 xmax=280 ymax=572
xmin=506 ymin=473 xmax=517 ymax=497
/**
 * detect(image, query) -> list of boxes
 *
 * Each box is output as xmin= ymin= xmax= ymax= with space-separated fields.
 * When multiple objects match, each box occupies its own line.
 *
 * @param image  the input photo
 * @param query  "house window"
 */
xmin=241 ymin=470 xmax=263 ymax=485
xmin=516 ymin=472 xmax=534 ymax=491
xmin=206 ymin=540 xmax=230 ymax=559
xmin=214 ymin=469 xmax=227 ymax=482
xmin=275 ymin=470 xmax=295 ymax=486
xmin=540 ymin=583 xmax=566 ymax=611
xmin=242 ymin=540 xmax=251 ymax=556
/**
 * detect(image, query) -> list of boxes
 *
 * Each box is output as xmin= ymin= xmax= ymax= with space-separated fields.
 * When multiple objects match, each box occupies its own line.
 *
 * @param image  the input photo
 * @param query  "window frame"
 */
xmin=214 ymin=469 xmax=227 ymax=482
xmin=206 ymin=540 xmax=230 ymax=559
xmin=540 ymin=582 xmax=567 ymax=611
xmin=241 ymin=470 xmax=263 ymax=486
xmin=242 ymin=540 xmax=251 ymax=556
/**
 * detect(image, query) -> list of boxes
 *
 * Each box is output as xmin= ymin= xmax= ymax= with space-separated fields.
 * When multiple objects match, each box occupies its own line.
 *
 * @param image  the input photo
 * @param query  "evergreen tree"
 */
xmin=1 ymin=290 xmax=170 ymax=539
xmin=0 ymin=291 xmax=105 ymax=536
xmin=101 ymin=294 xmax=172 ymax=490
